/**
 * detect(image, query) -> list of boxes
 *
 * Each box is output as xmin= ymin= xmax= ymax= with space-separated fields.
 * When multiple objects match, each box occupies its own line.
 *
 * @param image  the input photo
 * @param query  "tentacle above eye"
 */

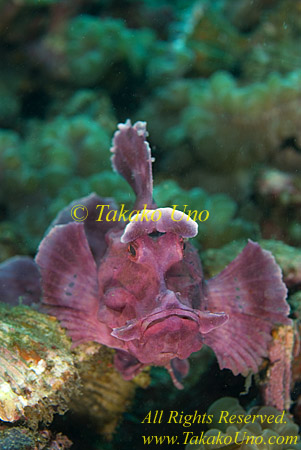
xmin=121 ymin=207 xmax=198 ymax=243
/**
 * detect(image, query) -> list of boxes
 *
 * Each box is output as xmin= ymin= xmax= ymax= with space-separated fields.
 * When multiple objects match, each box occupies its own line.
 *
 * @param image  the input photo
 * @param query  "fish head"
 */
xmin=99 ymin=209 xmax=228 ymax=366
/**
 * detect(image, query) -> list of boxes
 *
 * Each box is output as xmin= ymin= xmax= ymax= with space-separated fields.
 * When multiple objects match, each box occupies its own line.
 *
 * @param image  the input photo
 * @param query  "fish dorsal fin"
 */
xmin=111 ymin=120 xmax=155 ymax=209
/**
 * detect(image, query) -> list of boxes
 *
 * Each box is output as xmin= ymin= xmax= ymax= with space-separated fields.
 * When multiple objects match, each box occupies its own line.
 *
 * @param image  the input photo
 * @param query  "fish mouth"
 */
xmin=141 ymin=309 xmax=199 ymax=333
xmin=110 ymin=308 xmax=198 ymax=341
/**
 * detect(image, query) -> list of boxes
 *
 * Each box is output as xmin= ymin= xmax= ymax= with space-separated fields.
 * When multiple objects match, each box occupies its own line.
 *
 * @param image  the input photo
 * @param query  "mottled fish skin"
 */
xmin=0 ymin=121 xmax=291 ymax=388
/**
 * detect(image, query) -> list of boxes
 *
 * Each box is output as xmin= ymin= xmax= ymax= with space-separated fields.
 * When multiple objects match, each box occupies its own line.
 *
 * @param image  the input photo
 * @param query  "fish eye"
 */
xmin=128 ymin=243 xmax=137 ymax=259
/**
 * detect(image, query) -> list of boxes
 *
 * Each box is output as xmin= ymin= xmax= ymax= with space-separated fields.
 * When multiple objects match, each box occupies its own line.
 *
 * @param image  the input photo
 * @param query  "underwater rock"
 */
xmin=202 ymin=239 xmax=301 ymax=289
xmin=0 ymin=303 xmax=141 ymax=437
xmin=0 ymin=303 xmax=79 ymax=424
xmin=185 ymin=397 xmax=301 ymax=450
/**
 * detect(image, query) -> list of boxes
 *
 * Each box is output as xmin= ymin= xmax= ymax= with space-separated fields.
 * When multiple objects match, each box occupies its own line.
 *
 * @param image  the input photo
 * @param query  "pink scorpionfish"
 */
xmin=0 ymin=121 xmax=291 ymax=388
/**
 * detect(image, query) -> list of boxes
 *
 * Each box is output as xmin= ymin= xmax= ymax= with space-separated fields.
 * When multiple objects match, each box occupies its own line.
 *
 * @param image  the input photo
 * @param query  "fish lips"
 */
xmin=142 ymin=309 xmax=228 ymax=335
xmin=111 ymin=309 xmax=198 ymax=340
xmin=111 ymin=308 xmax=228 ymax=363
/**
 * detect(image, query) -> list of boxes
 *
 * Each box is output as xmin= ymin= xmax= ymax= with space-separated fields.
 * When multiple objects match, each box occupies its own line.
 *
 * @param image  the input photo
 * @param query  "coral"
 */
xmin=202 ymin=239 xmax=301 ymax=289
xmin=255 ymin=169 xmax=301 ymax=246
xmin=241 ymin=0 xmax=301 ymax=80
xmin=140 ymin=70 xmax=301 ymax=193
xmin=24 ymin=115 xmax=112 ymax=178
xmin=32 ymin=14 xmax=155 ymax=87
xmin=1 ymin=88 xmax=263 ymax=255
xmin=67 ymin=16 xmax=154 ymax=86
xmin=147 ymin=1 xmax=246 ymax=84
xmin=154 ymin=179 xmax=259 ymax=249
xmin=185 ymin=397 xmax=301 ymax=450
xmin=0 ymin=91 xmax=123 ymax=254
xmin=147 ymin=0 xmax=301 ymax=84
xmin=223 ymin=0 xmax=280 ymax=32
xmin=48 ymin=89 xmax=117 ymax=131
xmin=0 ymin=303 xmax=79 ymax=424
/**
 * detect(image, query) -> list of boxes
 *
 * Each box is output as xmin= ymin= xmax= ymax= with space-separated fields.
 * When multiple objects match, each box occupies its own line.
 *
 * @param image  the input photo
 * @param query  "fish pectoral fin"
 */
xmin=204 ymin=240 xmax=291 ymax=376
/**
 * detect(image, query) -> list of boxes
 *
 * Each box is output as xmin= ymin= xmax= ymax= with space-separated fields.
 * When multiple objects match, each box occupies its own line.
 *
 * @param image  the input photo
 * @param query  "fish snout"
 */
xmin=156 ymin=289 xmax=183 ymax=309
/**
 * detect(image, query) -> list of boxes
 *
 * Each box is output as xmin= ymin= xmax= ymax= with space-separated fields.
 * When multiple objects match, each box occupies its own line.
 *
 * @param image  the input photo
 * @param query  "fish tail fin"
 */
xmin=204 ymin=241 xmax=291 ymax=375
xmin=110 ymin=120 xmax=155 ymax=209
